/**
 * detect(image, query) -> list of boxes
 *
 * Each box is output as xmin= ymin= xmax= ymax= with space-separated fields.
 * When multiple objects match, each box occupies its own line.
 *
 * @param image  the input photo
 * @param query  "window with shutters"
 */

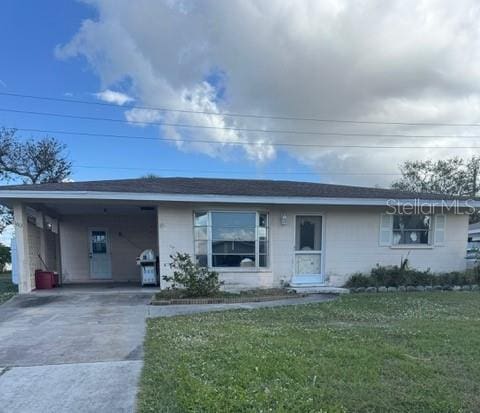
xmin=392 ymin=214 xmax=431 ymax=245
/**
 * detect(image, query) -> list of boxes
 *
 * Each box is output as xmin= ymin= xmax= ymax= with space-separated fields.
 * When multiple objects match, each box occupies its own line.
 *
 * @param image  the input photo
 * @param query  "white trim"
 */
xmin=389 ymin=245 xmax=434 ymax=250
xmin=0 ymin=189 xmax=478 ymax=207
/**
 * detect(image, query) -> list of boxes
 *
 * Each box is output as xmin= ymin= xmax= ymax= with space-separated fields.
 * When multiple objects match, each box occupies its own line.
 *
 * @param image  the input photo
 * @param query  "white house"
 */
xmin=0 ymin=177 xmax=474 ymax=294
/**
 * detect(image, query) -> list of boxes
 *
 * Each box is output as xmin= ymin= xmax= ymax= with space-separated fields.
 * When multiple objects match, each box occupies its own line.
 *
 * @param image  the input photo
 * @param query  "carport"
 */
xmin=8 ymin=199 xmax=159 ymax=293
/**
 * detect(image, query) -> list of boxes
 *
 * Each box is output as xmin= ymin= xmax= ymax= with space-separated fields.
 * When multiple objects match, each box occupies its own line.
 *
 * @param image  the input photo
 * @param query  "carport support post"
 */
xmin=13 ymin=203 xmax=33 ymax=293
xmin=37 ymin=211 xmax=47 ymax=270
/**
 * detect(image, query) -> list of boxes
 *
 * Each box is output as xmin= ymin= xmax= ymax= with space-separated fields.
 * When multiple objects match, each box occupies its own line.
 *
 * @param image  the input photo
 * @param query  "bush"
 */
xmin=344 ymin=260 xmax=480 ymax=288
xmin=162 ymin=252 xmax=223 ymax=297
xmin=345 ymin=273 xmax=371 ymax=288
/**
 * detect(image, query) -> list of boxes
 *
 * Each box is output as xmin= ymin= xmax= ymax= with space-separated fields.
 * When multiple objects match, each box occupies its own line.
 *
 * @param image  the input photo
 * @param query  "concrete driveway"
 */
xmin=0 ymin=291 xmax=151 ymax=413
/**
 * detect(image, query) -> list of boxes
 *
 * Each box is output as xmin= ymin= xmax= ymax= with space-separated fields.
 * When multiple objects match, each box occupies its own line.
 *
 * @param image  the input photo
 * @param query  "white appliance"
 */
xmin=136 ymin=249 xmax=157 ymax=286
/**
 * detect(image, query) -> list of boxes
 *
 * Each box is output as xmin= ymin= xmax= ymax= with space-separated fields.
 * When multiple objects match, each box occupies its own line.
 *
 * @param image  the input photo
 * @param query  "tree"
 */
xmin=140 ymin=173 xmax=160 ymax=179
xmin=0 ymin=128 xmax=72 ymax=232
xmin=0 ymin=128 xmax=72 ymax=184
xmin=0 ymin=244 xmax=11 ymax=272
xmin=392 ymin=157 xmax=480 ymax=223
xmin=392 ymin=157 xmax=480 ymax=197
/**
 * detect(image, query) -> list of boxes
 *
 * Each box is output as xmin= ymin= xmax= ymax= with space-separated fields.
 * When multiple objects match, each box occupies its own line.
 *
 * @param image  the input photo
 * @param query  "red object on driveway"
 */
xmin=35 ymin=270 xmax=55 ymax=289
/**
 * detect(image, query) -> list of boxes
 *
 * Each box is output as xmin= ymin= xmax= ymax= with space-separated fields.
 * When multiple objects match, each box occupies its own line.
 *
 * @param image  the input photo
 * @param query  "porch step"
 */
xmin=290 ymin=275 xmax=323 ymax=285
xmin=288 ymin=286 xmax=350 ymax=294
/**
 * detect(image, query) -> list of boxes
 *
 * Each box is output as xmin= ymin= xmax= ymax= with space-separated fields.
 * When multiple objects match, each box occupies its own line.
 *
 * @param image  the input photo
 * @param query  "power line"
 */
xmin=7 ymin=127 xmax=480 ymax=150
xmin=13 ymin=126 xmax=480 ymax=141
xmin=73 ymin=164 xmax=401 ymax=176
xmin=3 ymin=107 xmax=395 ymax=136
xmin=2 ymin=91 xmax=480 ymax=127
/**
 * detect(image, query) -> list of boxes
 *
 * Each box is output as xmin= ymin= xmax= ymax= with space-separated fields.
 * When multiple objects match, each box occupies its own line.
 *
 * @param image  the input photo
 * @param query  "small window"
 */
xmin=392 ymin=214 xmax=431 ymax=245
xmin=91 ymin=231 xmax=107 ymax=253
xmin=295 ymin=216 xmax=322 ymax=251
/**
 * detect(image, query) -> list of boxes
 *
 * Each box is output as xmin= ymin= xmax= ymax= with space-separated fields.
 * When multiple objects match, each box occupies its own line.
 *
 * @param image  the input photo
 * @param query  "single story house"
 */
xmin=0 ymin=177 xmax=475 ymax=294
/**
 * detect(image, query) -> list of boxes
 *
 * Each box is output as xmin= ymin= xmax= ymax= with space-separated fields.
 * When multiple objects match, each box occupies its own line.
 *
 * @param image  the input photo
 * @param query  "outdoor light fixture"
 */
xmin=281 ymin=213 xmax=287 ymax=225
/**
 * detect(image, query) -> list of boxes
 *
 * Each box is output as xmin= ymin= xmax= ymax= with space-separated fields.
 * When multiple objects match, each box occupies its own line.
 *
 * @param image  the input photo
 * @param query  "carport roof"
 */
xmin=0 ymin=177 xmax=477 ymax=206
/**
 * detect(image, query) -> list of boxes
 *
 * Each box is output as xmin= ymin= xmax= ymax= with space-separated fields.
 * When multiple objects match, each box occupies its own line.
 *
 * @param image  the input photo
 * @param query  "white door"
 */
xmin=89 ymin=229 xmax=112 ymax=279
xmin=294 ymin=215 xmax=323 ymax=283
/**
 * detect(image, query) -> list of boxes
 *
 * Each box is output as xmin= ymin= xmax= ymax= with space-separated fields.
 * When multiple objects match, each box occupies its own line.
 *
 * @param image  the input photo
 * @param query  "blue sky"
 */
xmin=1 ymin=1 xmax=479 ymax=188
xmin=0 ymin=0 xmax=314 ymax=183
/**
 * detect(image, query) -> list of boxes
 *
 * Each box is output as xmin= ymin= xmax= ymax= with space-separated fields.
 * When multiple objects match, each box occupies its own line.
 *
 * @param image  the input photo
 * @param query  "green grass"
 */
xmin=138 ymin=292 xmax=480 ymax=413
xmin=0 ymin=272 xmax=17 ymax=304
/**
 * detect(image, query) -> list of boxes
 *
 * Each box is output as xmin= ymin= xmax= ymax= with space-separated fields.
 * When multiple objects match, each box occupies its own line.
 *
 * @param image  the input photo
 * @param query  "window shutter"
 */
xmin=379 ymin=213 xmax=393 ymax=246
xmin=434 ymin=214 xmax=446 ymax=246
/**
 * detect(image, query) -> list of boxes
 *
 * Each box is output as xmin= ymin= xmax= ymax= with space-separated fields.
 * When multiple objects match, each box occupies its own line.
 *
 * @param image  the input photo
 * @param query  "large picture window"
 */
xmin=392 ymin=214 xmax=431 ymax=245
xmin=194 ymin=211 xmax=268 ymax=268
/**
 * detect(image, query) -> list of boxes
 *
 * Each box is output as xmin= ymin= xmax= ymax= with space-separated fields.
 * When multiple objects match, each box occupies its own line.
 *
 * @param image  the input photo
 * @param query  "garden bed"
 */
xmin=351 ymin=284 xmax=480 ymax=293
xmin=151 ymin=288 xmax=304 ymax=305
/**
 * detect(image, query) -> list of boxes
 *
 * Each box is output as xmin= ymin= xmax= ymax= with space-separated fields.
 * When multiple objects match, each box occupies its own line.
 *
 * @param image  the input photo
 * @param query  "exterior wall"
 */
xmin=60 ymin=214 xmax=157 ymax=283
xmin=157 ymin=204 xmax=274 ymax=291
xmin=12 ymin=200 xmax=471 ymax=292
xmin=158 ymin=203 xmax=469 ymax=290
xmin=323 ymin=207 xmax=469 ymax=286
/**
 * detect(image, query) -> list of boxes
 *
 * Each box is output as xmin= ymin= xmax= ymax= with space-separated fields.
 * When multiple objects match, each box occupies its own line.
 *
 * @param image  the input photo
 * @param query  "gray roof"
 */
xmin=0 ymin=177 xmax=471 ymax=200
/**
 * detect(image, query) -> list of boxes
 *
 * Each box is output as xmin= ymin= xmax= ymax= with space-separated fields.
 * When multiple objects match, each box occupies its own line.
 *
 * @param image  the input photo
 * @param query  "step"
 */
xmin=290 ymin=275 xmax=323 ymax=285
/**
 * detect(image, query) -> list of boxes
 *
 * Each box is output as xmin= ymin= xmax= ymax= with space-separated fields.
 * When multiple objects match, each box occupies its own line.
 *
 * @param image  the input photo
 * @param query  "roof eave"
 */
xmin=0 ymin=189 xmax=478 ymax=207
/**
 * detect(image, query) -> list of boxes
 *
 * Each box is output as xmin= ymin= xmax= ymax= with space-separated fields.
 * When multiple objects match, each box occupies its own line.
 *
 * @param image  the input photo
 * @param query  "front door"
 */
xmin=294 ymin=215 xmax=323 ymax=283
xmin=89 ymin=229 xmax=112 ymax=279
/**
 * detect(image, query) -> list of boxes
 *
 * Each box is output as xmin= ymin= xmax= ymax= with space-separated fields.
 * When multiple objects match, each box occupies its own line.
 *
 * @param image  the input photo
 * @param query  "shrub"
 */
xmin=344 ymin=260 xmax=480 ymax=288
xmin=162 ymin=252 xmax=223 ymax=297
xmin=345 ymin=273 xmax=371 ymax=288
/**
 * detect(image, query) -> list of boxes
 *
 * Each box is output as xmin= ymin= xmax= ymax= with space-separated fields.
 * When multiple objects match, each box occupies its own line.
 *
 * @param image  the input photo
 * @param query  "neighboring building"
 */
xmin=467 ymin=222 xmax=480 ymax=263
xmin=0 ymin=177 xmax=474 ymax=294
xmin=468 ymin=222 xmax=480 ymax=242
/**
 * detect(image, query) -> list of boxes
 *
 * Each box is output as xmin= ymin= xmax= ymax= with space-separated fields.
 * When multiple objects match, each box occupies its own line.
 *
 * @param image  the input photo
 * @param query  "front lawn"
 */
xmin=0 ymin=272 xmax=16 ymax=304
xmin=138 ymin=292 xmax=480 ymax=412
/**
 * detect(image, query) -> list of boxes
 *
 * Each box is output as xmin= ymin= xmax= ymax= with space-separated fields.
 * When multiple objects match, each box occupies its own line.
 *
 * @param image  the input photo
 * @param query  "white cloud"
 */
xmin=0 ymin=79 xmax=6 ymax=88
xmin=125 ymin=108 xmax=162 ymax=124
xmin=55 ymin=0 xmax=480 ymax=185
xmin=94 ymin=89 xmax=133 ymax=105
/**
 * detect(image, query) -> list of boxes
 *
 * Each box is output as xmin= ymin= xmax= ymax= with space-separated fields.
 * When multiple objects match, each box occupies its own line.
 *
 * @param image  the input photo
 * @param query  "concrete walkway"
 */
xmin=0 ymin=290 xmax=335 ymax=413
xmin=147 ymin=293 xmax=336 ymax=317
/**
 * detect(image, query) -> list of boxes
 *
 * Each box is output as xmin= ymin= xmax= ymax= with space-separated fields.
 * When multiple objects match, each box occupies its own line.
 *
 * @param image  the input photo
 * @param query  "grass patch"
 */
xmin=0 ymin=272 xmax=17 ymax=304
xmin=138 ymin=292 xmax=480 ymax=412
xmin=154 ymin=288 xmax=295 ymax=301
